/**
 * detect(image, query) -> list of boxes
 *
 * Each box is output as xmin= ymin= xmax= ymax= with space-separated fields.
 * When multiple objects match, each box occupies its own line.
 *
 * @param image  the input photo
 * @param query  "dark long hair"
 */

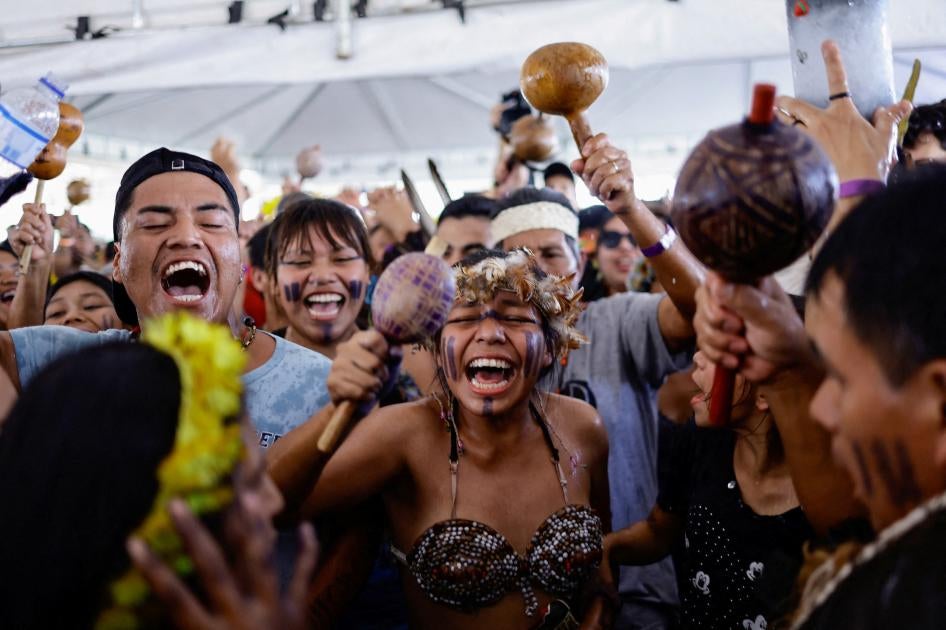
xmin=0 ymin=343 xmax=182 ymax=629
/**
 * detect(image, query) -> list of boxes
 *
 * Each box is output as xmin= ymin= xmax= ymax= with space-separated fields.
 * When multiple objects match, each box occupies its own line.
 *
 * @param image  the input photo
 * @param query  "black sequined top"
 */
xmin=391 ymin=403 xmax=603 ymax=617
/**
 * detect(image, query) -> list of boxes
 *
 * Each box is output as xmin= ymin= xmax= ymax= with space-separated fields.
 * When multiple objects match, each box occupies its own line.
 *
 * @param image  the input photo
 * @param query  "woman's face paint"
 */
xmin=274 ymin=226 xmax=370 ymax=350
xmin=442 ymin=293 xmax=547 ymax=419
xmin=349 ymin=279 xmax=364 ymax=301
xmin=524 ymin=331 xmax=543 ymax=379
xmin=442 ymin=335 xmax=459 ymax=381
xmin=282 ymin=282 xmax=302 ymax=302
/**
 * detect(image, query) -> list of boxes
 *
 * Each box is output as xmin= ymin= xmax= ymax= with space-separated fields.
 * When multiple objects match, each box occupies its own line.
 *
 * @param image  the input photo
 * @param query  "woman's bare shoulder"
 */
xmin=542 ymin=393 xmax=609 ymax=456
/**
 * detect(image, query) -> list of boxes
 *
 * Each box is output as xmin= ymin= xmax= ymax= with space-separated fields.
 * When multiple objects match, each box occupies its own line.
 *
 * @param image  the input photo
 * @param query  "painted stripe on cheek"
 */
xmin=444 ymin=336 xmax=458 ymax=381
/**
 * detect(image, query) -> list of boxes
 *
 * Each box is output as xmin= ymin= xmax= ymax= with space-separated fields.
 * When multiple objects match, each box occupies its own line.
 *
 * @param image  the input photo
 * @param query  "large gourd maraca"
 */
xmin=671 ymin=84 xmax=837 ymax=425
xmin=20 ymin=102 xmax=84 ymax=274
xmin=317 ymin=252 xmax=455 ymax=452
xmin=520 ymin=42 xmax=608 ymax=155
xmin=508 ymin=114 xmax=559 ymax=163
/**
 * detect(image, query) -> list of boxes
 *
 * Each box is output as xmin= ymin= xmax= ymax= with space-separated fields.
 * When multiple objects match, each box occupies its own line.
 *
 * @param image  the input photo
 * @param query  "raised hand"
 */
xmin=11 ymin=203 xmax=54 ymax=264
xmin=327 ymin=330 xmax=391 ymax=405
xmin=775 ymin=40 xmax=912 ymax=184
xmin=571 ymin=133 xmax=636 ymax=214
xmin=129 ymin=495 xmax=317 ymax=630
xmin=366 ymin=187 xmax=417 ymax=242
xmin=694 ymin=271 xmax=812 ymax=383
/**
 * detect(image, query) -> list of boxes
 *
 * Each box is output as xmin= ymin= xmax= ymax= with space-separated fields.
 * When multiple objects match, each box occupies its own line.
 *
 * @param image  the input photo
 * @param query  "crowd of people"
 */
xmin=0 ymin=41 xmax=944 ymax=630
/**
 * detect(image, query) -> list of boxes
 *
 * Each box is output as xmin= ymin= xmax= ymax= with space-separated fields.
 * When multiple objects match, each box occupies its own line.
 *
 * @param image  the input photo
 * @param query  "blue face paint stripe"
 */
xmin=524 ymin=331 xmax=541 ymax=378
xmin=445 ymin=336 xmax=459 ymax=381
xmin=349 ymin=279 xmax=364 ymax=301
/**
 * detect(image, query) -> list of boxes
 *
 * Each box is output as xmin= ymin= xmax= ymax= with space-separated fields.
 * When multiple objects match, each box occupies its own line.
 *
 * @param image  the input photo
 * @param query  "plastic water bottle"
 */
xmin=786 ymin=0 xmax=894 ymax=120
xmin=0 ymin=74 xmax=67 ymax=169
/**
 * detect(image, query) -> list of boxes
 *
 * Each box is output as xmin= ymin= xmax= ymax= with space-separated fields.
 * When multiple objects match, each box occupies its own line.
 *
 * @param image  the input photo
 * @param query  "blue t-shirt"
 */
xmin=9 ymin=326 xmax=331 ymax=446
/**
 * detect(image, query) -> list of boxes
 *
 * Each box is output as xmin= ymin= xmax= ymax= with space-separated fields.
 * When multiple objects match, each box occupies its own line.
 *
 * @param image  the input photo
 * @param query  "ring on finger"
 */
xmin=610 ymin=161 xmax=620 ymax=174
xmin=829 ymin=91 xmax=851 ymax=101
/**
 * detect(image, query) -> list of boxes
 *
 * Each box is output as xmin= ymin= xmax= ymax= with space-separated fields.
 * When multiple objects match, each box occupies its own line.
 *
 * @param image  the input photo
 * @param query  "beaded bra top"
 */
xmin=391 ymin=403 xmax=603 ymax=617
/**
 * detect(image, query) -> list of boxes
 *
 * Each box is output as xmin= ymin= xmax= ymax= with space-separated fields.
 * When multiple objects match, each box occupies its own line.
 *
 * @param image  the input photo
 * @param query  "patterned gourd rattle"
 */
xmin=317 ymin=252 xmax=455 ymax=452
xmin=670 ymin=84 xmax=837 ymax=425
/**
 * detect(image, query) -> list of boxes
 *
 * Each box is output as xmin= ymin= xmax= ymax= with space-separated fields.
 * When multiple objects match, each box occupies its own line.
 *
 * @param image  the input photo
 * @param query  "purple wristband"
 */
xmin=641 ymin=225 xmax=677 ymax=258
xmin=839 ymin=179 xmax=885 ymax=199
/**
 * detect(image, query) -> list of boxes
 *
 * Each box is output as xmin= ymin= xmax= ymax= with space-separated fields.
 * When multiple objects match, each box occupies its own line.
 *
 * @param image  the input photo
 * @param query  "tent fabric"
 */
xmin=0 ymin=0 xmax=943 ymax=178
xmin=0 ymin=0 xmax=944 ymax=94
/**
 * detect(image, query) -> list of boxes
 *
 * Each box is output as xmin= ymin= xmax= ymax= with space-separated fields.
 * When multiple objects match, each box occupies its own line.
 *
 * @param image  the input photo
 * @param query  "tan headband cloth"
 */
xmin=491 ymin=201 xmax=579 ymax=243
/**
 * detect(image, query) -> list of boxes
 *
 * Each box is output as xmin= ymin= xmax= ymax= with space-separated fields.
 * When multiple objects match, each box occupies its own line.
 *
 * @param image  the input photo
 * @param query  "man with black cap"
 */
xmin=3 ymin=148 xmax=332 ymax=450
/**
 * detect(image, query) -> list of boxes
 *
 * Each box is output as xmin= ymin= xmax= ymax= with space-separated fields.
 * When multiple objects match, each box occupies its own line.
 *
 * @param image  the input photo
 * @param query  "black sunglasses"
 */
xmin=598 ymin=230 xmax=636 ymax=249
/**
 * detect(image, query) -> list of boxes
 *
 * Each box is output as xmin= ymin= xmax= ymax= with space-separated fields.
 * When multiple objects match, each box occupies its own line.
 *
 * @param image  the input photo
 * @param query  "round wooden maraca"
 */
xmin=296 ymin=145 xmax=323 ymax=182
xmin=20 ymin=102 xmax=85 ymax=275
xmin=671 ymin=84 xmax=837 ymax=425
xmin=66 ymin=178 xmax=91 ymax=207
xmin=520 ymin=42 xmax=609 ymax=153
xmin=317 ymin=252 xmax=456 ymax=452
xmin=509 ymin=114 xmax=559 ymax=163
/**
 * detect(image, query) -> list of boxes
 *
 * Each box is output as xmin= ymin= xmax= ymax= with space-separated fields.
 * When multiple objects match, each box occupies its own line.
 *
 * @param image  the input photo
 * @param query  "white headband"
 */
xmin=491 ymin=201 xmax=579 ymax=243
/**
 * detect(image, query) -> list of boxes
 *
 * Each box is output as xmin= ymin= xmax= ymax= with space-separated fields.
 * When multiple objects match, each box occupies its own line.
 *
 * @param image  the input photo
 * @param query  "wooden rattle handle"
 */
xmin=708 ymin=364 xmax=736 ymax=426
xmin=317 ymin=400 xmax=357 ymax=453
xmin=18 ymin=181 xmax=45 ymax=276
xmin=566 ymin=112 xmax=593 ymax=155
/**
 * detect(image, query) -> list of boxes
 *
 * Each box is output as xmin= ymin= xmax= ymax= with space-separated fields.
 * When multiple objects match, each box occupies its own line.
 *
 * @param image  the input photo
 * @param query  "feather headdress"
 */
xmin=452 ymin=249 xmax=586 ymax=358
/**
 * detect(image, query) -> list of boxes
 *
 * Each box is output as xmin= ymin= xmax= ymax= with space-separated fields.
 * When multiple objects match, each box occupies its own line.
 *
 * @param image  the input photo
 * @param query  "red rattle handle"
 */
xmin=707 ymin=85 xmax=775 ymax=426
xmin=708 ymin=367 xmax=737 ymax=426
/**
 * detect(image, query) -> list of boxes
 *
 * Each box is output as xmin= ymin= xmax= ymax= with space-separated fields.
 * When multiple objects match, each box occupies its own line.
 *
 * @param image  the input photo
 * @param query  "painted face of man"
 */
xmin=113 ymin=172 xmax=241 ymax=325
xmin=807 ymin=273 xmax=946 ymax=531
xmin=439 ymin=291 xmax=552 ymax=419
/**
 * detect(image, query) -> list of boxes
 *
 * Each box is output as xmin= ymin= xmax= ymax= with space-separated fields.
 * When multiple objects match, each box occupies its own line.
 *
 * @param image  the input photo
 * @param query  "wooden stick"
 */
xmin=18 ymin=180 xmax=44 ymax=276
xmin=317 ymin=400 xmax=356 ymax=453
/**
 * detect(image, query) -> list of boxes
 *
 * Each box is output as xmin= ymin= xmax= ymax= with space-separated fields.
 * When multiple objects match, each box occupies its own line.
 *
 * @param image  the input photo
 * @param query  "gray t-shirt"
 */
xmin=9 ymin=326 xmax=332 ymax=446
xmin=556 ymin=292 xmax=689 ymax=613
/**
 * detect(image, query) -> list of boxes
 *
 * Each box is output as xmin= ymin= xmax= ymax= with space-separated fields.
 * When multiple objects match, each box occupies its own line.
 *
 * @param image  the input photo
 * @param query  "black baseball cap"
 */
xmin=113 ymin=147 xmax=240 ymax=241
xmin=111 ymin=148 xmax=241 ymax=326
xmin=543 ymin=162 xmax=575 ymax=183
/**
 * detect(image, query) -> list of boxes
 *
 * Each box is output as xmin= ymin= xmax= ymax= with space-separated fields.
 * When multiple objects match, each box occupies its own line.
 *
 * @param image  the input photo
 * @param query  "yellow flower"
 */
xmin=96 ymin=313 xmax=247 ymax=630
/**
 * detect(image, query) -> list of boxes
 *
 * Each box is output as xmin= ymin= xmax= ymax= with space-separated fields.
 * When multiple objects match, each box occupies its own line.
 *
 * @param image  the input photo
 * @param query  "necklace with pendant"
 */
xmin=241 ymin=316 xmax=257 ymax=350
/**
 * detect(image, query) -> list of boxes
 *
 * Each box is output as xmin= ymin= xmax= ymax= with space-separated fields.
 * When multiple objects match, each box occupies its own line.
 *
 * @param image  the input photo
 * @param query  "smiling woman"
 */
xmin=264 ymin=198 xmax=374 ymax=360
xmin=268 ymin=248 xmax=616 ymax=630
xmin=44 ymin=271 xmax=121 ymax=333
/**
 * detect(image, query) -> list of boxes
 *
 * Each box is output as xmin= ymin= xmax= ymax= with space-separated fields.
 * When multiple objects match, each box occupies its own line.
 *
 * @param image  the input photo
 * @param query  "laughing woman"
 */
xmin=264 ymin=198 xmax=373 ymax=359
xmin=269 ymin=249 xmax=614 ymax=629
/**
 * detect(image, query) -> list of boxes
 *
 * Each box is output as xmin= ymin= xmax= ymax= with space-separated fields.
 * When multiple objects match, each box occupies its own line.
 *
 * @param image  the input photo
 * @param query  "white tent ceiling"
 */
xmin=0 ymin=0 xmax=943 ymax=185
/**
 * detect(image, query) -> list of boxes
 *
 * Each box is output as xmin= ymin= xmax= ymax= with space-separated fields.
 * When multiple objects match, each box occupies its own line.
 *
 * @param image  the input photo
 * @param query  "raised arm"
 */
xmin=572 ymin=135 xmax=704 ymax=349
xmin=695 ymin=272 xmax=862 ymax=534
xmin=8 ymin=203 xmax=54 ymax=330
xmin=775 ymin=40 xmax=911 ymax=242
xmin=267 ymin=330 xmax=404 ymax=522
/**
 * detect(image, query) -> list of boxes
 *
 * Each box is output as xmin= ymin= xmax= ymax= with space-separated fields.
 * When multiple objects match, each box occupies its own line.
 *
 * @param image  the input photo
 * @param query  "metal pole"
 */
xmin=336 ymin=0 xmax=353 ymax=59
xmin=131 ymin=0 xmax=145 ymax=28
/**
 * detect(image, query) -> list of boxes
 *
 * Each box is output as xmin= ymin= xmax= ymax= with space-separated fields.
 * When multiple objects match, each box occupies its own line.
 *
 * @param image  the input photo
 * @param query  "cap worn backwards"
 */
xmin=112 ymin=147 xmax=240 ymax=242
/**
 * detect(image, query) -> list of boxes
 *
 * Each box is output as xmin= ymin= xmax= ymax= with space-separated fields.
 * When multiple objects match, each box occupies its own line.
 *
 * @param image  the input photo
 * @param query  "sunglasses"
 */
xmin=598 ymin=231 xmax=636 ymax=249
